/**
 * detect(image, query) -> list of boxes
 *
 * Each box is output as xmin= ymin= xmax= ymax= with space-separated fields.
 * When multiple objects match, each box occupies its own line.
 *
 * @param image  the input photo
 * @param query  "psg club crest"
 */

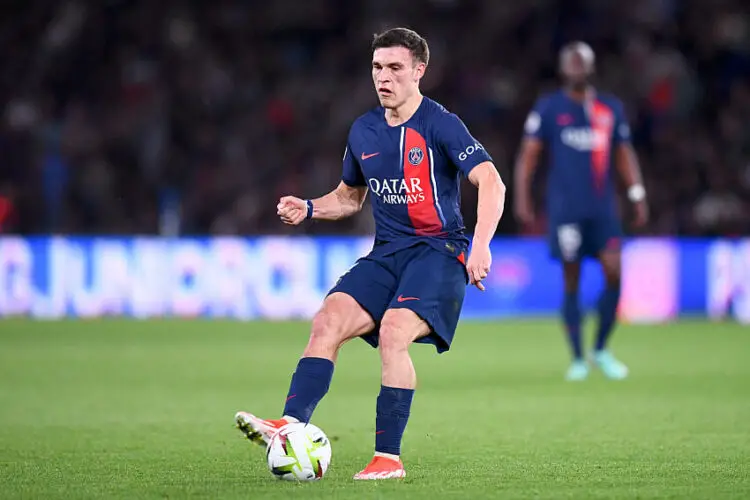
xmin=408 ymin=147 xmax=424 ymax=166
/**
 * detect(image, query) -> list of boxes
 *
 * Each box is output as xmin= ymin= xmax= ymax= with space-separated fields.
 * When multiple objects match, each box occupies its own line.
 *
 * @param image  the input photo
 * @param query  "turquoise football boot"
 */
xmin=565 ymin=360 xmax=590 ymax=381
xmin=592 ymin=350 xmax=629 ymax=380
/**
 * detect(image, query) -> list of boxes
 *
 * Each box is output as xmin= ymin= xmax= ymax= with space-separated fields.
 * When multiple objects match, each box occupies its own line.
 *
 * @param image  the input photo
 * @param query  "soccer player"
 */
xmin=235 ymin=28 xmax=506 ymax=479
xmin=514 ymin=41 xmax=648 ymax=381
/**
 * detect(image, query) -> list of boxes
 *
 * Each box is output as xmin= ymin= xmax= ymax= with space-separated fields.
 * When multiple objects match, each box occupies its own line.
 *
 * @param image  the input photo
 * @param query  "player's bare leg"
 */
xmin=236 ymin=292 xmax=375 ymax=445
xmin=300 ymin=292 xmax=375 ymax=362
xmin=593 ymin=249 xmax=628 ymax=379
xmin=379 ymin=308 xmax=429 ymax=389
xmin=562 ymin=261 xmax=588 ymax=381
xmin=354 ymin=308 xmax=429 ymax=480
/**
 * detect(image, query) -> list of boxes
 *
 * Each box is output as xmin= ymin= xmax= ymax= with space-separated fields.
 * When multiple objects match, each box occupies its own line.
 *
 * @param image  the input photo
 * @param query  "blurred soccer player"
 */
xmin=235 ymin=28 xmax=506 ymax=479
xmin=514 ymin=42 xmax=648 ymax=381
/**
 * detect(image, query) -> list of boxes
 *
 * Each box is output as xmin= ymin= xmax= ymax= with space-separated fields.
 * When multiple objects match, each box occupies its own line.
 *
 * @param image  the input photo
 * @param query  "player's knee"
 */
xmin=307 ymin=294 xmax=376 ymax=358
xmin=378 ymin=310 xmax=422 ymax=355
xmin=378 ymin=320 xmax=410 ymax=356
xmin=309 ymin=307 xmax=347 ymax=350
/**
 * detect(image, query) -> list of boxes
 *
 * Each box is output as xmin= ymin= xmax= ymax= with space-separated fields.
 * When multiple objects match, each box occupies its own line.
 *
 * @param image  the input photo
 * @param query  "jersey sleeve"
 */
xmin=438 ymin=113 xmax=493 ymax=177
xmin=523 ymin=96 xmax=552 ymax=142
xmin=612 ymin=99 xmax=632 ymax=146
xmin=341 ymin=143 xmax=366 ymax=187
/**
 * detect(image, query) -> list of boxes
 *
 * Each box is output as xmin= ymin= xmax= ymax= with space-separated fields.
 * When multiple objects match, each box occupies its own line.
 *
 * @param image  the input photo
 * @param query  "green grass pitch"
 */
xmin=0 ymin=319 xmax=748 ymax=499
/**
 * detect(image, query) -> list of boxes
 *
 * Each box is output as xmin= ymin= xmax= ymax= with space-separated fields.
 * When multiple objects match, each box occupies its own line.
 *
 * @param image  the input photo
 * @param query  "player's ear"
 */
xmin=414 ymin=62 xmax=426 ymax=81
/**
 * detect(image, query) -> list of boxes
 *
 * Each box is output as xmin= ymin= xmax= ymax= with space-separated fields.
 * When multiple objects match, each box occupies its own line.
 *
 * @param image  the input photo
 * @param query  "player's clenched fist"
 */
xmin=277 ymin=196 xmax=308 ymax=225
xmin=466 ymin=243 xmax=492 ymax=291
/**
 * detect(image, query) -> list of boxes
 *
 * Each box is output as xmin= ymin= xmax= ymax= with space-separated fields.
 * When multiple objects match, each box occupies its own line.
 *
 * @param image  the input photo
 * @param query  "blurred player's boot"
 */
xmin=235 ymin=411 xmax=289 ymax=446
xmin=353 ymin=455 xmax=406 ymax=480
xmin=565 ymin=360 xmax=589 ymax=381
xmin=592 ymin=350 xmax=628 ymax=380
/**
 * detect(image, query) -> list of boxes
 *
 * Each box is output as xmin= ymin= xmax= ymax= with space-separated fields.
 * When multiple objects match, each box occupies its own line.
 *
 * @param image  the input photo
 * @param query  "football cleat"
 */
xmin=353 ymin=456 xmax=406 ymax=480
xmin=565 ymin=360 xmax=590 ymax=381
xmin=592 ymin=350 xmax=629 ymax=380
xmin=235 ymin=411 xmax=288 ymax=446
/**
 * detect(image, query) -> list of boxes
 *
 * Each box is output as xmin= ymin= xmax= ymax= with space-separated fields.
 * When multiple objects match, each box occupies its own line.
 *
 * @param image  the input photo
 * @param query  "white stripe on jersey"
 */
xmin=399 ymin=127 xmax=405 ymax=170
xmin=428 ymin=147 xmax=447 ymax=226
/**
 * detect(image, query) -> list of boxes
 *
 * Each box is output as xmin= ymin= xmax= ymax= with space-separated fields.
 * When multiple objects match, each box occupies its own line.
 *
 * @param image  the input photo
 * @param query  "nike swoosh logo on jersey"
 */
xmin=361 ymin=152 xmax=380 ymax=160
xmin=397 ymin=295 xmax=420 ymax=302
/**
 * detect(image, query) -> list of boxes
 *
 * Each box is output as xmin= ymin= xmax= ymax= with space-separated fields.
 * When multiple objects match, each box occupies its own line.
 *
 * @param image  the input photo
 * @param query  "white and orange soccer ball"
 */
xmin=266 ymin=422 xmax=332 ymax=481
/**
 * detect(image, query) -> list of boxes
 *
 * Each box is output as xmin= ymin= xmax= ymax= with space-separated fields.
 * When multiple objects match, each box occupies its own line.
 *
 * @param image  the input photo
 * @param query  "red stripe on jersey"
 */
xmin=590 ymin=101 xmax=614 ymax=193
xmin=402 ymin=127 xmax=443 ymax=235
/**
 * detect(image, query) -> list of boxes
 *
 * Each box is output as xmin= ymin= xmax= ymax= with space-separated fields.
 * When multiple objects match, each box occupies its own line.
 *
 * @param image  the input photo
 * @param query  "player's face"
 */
xmin=372 ymin=46 xmax=425 ymax=108
xmin=561 ymin=51 xmax=592 ymax=88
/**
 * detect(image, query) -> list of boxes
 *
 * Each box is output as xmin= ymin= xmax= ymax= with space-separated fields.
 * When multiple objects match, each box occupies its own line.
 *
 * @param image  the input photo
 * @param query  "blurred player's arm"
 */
xmin=514 ymin=103 xmax=548 ymax=226
xmin=277 ymin=182 xmax=367 ymax=225
xmin=513 ymin=137 xmax=543 ymax=225
xmin=612 ymin=103 xmax=648 ymax=227
xmin=614 ymin=143 xmax=648 ymax=227
xmin=310 ymin=182 xmax=368 ymax=220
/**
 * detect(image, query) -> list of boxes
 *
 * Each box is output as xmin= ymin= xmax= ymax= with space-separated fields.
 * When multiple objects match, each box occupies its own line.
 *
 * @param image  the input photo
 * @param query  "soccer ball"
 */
xmin=266 ymin=422 xmax=332 ymax=481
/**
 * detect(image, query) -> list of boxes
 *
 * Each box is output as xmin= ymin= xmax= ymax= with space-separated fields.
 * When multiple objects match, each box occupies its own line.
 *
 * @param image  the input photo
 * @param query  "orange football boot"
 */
xmin=235 ymin=411 xmax=289 ymax=446
xmin=353 ymin=455 xmax=406 ymax=480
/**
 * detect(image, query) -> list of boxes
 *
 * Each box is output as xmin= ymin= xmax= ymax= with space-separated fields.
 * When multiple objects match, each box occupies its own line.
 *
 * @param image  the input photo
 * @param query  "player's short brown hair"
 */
xmin=372 ymin=27 xmax=429 ymax=66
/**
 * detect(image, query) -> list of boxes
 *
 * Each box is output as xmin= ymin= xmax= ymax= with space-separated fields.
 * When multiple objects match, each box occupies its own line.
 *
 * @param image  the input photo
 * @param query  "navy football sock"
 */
xmin=282 ymin=357 xmax=334 ymax=423
xmin=375 ymin=385 xmax=414 ymax=456
xmin=563 ymin=292 xmax=583 ymax=360
xmin=595 ymin=284 xmax=621 ymax=352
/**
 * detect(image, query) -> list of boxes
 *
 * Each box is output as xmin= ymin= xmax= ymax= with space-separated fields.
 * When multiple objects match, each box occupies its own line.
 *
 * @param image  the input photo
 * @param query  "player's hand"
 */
xmin=632 ymin=200 xmax=649 ymax=228
xmin=514 ymin=198 xmax=535 ymax=226
xmin=277 ymin=196 xmax=308 ymax=225
xmin=466 ymin=242 xmax=492 ymax=291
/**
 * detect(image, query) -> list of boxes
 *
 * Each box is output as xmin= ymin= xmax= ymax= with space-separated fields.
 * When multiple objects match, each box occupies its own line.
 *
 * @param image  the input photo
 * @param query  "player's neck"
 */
xmin=384 ymin=93 xmax=423 ymax=127
xmin=565 ymin=85 xmax=594 ymax=103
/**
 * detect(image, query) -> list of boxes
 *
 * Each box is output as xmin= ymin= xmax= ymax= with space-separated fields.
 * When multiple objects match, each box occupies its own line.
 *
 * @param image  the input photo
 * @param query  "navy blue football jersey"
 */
xmin=342 ymin=97 xmax=492 ymax=255
xmin=524 ymin=90 xmax=631 ymax=219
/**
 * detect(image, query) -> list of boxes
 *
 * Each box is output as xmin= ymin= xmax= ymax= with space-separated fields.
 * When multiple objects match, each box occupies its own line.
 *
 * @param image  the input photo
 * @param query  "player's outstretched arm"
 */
xmin=466 ymin=161 xmax=506 ymax=290
xmin=513 ymin=137 xmax=543 ymax=226
xmin=277 ymin=182 xmax=368 ymax=225
xmin=614 ymin=143 xmax=649 ymax=228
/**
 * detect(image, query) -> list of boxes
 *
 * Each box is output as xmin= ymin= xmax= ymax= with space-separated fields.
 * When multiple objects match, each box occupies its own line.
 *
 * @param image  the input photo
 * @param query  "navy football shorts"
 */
xmin=548 ymin=213 xmax=623 ymax=262
xmin=328 ymin=242 xmax=468 ymax=353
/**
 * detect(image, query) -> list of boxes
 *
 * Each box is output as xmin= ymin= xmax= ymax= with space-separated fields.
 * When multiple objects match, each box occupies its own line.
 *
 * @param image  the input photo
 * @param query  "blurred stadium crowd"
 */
xmin=0 ymin=0 xmax=749 ymax=237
